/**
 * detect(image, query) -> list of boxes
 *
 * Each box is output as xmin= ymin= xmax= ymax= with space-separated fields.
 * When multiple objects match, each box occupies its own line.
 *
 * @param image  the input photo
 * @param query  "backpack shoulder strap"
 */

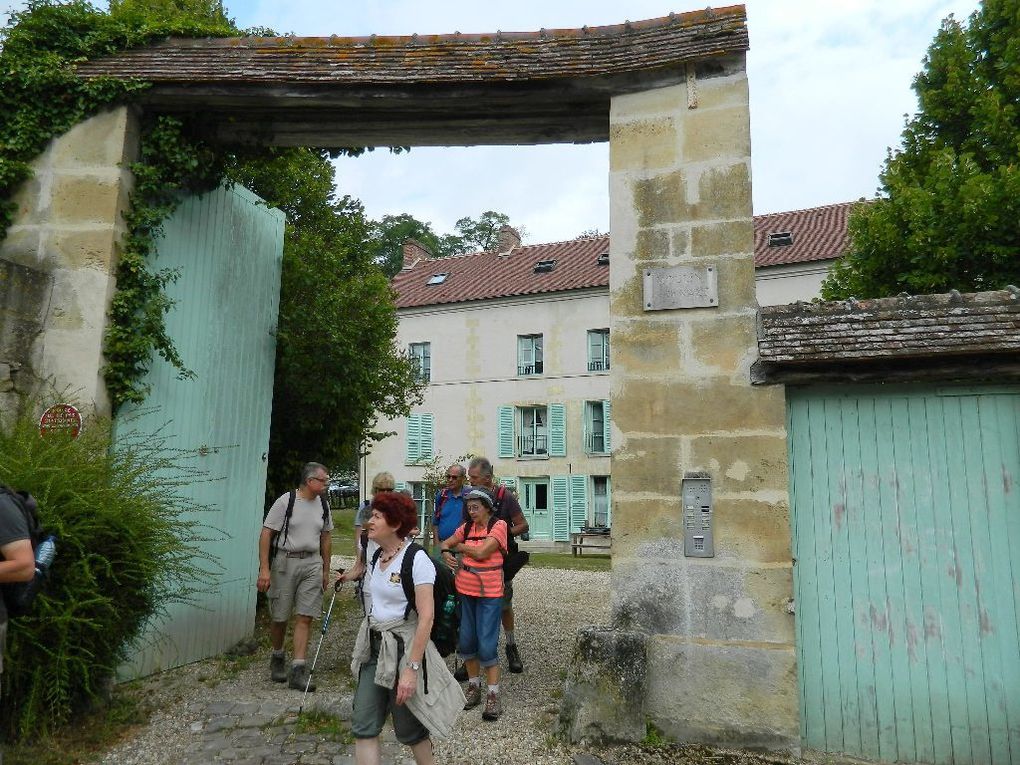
xmin=319 ymin=493 xmax=330 ymax=525
xmin=286 ymin=490 xmax=297 ymax=518
xmin=400 ymin=542 xmax=424 ymax=619
xmin=371 ymin=544 xmax=383 ymax=569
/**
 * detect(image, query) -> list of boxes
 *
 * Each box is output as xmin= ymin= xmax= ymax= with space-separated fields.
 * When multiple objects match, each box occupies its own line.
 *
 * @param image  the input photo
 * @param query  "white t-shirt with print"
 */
xmin=368 ymin=544 xmax=436 ymax=622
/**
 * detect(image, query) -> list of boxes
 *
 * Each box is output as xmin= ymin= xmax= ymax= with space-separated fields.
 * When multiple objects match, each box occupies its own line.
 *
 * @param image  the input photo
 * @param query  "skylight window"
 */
xmin=596 ymin=252 xmax=609 ymax=265
xmin=427 ymin=273 xmax=449 ymax=285
xmin=534 ymin=259 xmax=556 ymax=273
xmin=767 ymin=232 xmax=793 ymax=247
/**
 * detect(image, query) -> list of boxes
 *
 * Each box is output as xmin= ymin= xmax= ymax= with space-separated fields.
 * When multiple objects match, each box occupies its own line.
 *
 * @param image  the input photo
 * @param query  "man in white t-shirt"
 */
xmin=257 ymin=462 xmax=334 ymax=690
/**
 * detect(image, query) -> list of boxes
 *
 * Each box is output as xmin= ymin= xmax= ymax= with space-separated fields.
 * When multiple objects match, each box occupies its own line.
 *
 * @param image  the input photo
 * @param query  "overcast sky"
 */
xmin=3 ymin=0 xmax=982 ymax=243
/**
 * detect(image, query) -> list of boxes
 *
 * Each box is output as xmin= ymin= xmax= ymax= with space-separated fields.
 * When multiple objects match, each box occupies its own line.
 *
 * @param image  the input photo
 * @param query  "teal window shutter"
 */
xmin=551 ymin=476 xmax=570 ymax=541
xmin=602 ymin=399 xmax=612 ymax=452
xmin=498 ymin=406 xmax=515 ymax=458
xmin=569 ymin=474 xmax=588 ymax=533
xmin=405 ymin=415 xmax=421 ymax=464
xmin=606 ymin=477 xmax=612 ymax=527
xmin=549 ymin=403 xmax=566 ymax=457
xmin=421 ymin=413 xmax=434 ymax=460
xmin=395 ymin=481 xmax=407 ymax=493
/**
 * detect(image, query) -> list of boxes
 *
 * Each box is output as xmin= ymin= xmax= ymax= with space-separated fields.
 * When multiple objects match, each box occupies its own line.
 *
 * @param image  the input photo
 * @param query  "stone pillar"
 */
xmin=563 ymin=57 xmax=798 ymax=751
xmin=0 ymin=107 xmax=138 ymax=417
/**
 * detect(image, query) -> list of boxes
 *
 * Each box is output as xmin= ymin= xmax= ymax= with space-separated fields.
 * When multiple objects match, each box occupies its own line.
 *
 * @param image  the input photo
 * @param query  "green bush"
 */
xmin=0 ymin=405 xmax=214 ymax=741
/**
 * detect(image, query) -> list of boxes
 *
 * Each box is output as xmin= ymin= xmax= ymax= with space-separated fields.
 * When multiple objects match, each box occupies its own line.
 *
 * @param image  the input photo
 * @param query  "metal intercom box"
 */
xmin=682 ymin=474 xmax=714 ymax=557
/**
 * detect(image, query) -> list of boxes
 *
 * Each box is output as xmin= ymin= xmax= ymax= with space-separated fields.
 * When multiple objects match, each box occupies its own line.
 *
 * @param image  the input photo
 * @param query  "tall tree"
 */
xmin=821 ymin=1 xmax=1020 ymax=300
xmin=227 ymin=149 xmax=423 ymax=496
xmin=367 ymin=210 xmax=523 ymax=277
xmin=366 ymin=213 xmax=442 ymax=277
xmin=449 ymin=210 xmax=516 ymax=252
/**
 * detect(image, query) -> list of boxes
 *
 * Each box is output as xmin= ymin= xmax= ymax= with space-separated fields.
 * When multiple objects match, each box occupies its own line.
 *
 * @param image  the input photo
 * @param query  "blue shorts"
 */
xmin=458 ymin=595 xmax=502 ymax=668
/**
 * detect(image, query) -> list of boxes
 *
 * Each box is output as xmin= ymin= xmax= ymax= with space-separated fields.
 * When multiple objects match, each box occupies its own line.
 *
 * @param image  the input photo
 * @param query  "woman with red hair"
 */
xmin=344 ymin=490 xmax=464 ymax=764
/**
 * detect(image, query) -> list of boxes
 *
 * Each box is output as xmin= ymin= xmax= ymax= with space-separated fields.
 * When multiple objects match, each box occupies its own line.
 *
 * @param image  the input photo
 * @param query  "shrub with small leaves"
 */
xmin=0 ymin=404 xmax=216 ymax=741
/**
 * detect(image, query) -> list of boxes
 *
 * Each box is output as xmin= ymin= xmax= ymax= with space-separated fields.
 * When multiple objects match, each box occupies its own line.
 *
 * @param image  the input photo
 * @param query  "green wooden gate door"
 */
xmin=115 ymin=184 xmax=284 ymax=677
xmin=788 ymin=385 xmax=1020 ymax=765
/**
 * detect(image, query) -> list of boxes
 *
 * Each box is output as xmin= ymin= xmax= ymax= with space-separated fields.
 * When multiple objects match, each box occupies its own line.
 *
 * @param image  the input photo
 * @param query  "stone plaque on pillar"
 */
xmin=642 ymin=265 xmax=717 ymax=310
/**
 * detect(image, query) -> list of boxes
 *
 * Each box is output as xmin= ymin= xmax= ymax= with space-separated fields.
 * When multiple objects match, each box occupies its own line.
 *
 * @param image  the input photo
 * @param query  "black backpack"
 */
xmin=269 ymin=490 xmax=331 ymax=564
xmin=370 ymin=541 xmax=460 ymax=662
xmin=1 ymin=485 xmax=53 ymax=618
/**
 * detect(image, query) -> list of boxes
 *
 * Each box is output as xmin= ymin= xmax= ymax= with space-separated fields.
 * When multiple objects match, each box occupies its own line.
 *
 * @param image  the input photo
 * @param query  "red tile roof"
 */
xmin=753 ymin=201 xmax=857 ymax=267
xmin=393 ymin=237 xmax=611 ymax=309
xmin=75 ymin=8 xmax=748 ymax=85
xmin=394 ymin=203 xmax=857 ymax=309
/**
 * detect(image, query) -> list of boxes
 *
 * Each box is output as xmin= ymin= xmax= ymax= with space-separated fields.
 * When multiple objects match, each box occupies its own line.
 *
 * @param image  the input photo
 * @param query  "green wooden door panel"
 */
xmin=788 ymin=384 xmax=1020 ymax=765
xmin=115 ymin=184 xmax=284 ymax=678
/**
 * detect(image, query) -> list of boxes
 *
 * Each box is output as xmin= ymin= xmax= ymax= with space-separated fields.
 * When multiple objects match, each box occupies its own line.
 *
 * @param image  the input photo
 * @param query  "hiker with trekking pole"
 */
xmin=339 ymin=490 xmax=464 ymax=765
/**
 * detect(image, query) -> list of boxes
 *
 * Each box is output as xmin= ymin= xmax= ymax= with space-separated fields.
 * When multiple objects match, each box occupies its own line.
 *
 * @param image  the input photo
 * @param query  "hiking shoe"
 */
xmin=482 ymin=690 xmax=502 ymax=721
xmin=506 ymin=643 xmax=524 ymax=673
xmin=288 ymin=664 xmax=316 ymax=692
xmin=463 ymin=683 xmax=482 ymax=710
xmin=454 ymin=663 xmax=468 ymax=682
xmin=270 ymin=653 xmax=287 ymax=683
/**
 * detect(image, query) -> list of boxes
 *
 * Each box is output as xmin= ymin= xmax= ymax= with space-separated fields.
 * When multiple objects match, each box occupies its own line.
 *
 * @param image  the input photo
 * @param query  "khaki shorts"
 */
xmin=268 ymin=554 xmax=323 ymax=622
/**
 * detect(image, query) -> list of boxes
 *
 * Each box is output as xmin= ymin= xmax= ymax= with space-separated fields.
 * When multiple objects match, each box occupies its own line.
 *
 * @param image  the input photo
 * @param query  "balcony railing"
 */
xmin=587 ymin=359 xmax=610 ymax=371
xmin=518 ymin=361 xmax=544 ymax=376
xmin=518 ymin=434 xmax=548 ymax=456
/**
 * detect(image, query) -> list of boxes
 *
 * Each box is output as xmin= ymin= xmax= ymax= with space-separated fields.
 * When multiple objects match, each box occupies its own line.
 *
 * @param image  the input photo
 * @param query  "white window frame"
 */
xmin=517 ymin=334 xmax=544 ymax=376
xmin=518 ymin=405 xmax=548 ymax=457
xmin=587 ymin=328 xmax=610 ymax=372
xmin=409 ymin=342 xmax=431 ymax=383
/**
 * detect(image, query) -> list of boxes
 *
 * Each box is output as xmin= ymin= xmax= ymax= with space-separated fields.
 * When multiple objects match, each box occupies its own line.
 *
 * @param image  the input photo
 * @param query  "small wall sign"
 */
xmin=39 ymin=403 xmax=83 ymax=439
xmin=643 ymin=265 xmax=718 ymax=310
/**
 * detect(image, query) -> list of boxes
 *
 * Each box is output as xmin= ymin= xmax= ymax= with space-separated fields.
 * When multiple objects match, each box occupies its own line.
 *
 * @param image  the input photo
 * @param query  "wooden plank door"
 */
xmin=788 ymin=385 xmax=1020 ymax=765
xmin=115 ymin=184 xmax=284 ymax=678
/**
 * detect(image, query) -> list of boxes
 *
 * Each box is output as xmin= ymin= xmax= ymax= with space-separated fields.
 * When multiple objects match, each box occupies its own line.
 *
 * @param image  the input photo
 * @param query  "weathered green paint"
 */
xmin=115 ymin=183 xmax=284 ymax=678
xmin=521 ymin=477 xmax=552 ymax=540
xmin=788 ymin=384 xmax=1020 ymax=765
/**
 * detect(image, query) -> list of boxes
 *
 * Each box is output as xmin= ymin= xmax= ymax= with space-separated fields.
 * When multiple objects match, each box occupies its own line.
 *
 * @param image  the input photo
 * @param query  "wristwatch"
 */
xmin=408 ymin=660 xmax=421 ymax=671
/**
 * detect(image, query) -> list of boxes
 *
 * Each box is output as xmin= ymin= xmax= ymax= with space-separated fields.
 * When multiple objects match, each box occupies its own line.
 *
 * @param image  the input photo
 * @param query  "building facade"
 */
xmin=363 ymin=201 xmax=852 ymax=544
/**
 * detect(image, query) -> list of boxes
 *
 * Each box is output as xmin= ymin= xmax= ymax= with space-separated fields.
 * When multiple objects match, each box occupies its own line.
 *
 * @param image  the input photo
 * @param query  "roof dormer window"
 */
xmin=534 ymin=259 xmax=556 ymax=273
xmin=427 ymin=273 xmax=449 ymax=285
xmin=767 ymin=232 xmax=794 ymax=247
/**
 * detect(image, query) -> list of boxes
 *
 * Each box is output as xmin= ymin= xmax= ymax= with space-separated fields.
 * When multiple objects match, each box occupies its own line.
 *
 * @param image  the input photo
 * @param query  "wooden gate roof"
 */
xmin=74 ymin=7 xmax=748 ymax=146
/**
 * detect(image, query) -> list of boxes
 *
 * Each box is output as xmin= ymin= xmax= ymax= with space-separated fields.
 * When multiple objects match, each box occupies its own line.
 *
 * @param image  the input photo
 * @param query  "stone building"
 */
xmin=363 ymin=201 xmax=853 ymax=541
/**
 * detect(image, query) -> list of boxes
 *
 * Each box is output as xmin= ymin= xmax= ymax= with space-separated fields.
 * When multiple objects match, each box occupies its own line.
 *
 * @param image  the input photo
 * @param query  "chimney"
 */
xmin=496 ymin=225 xmax=521 ymax=256
xmin=401 ymin=239 xmax=432 ymax=270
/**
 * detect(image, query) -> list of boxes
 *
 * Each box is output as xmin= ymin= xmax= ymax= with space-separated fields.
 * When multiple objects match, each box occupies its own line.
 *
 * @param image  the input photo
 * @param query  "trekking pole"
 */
xmin=300 ymin=569 xmax=345 ymax=714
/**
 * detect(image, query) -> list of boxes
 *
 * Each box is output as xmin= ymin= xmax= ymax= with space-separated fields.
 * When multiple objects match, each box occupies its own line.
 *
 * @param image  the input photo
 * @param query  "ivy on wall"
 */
xmin=0 ymin=1 xmax=237 ymax=409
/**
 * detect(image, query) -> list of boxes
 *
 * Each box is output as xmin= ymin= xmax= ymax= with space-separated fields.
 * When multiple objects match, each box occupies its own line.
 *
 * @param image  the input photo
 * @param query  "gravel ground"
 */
xmin=98 ymin=561 xmax=802 ymax=765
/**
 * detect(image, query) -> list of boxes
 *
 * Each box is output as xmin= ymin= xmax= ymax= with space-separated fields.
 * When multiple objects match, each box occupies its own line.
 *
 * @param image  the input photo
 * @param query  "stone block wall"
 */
xmin=562 ymin=57 xmax=798 ymax=752
xmin=0 ymin=108 xmax=137 ymax=417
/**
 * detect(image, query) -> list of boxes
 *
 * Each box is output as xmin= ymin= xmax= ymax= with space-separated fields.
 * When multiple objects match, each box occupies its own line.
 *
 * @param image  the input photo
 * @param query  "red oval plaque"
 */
xmin=39 ymin=403 xmax=83 ymax=439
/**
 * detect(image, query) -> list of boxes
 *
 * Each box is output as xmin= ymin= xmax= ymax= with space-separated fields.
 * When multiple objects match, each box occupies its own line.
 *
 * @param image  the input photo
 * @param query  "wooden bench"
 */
xmin=570 ymin=532 xmax=612 ymax=556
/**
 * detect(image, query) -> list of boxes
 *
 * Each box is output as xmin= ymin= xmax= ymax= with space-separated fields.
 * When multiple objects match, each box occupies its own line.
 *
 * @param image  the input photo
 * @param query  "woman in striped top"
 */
xmin=440 ymin=487 xmax=507 ymax=721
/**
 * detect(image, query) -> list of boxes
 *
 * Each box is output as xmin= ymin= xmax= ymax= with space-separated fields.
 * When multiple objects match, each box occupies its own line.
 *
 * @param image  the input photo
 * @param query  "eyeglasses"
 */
xmin=310 ymin=476 xmax=328 ymax=484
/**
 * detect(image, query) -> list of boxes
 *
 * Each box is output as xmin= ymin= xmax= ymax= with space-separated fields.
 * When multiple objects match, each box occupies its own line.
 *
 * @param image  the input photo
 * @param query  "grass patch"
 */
xmin=329 ymin=505 xmax=358 ymax=557
xmin=293 ymin=709 xmax=353 ymax=742
xmin=4 ymin=691 xmax=149 ymax=765
xmin=642 ymin=720 xmax=671 ymax=747
xmin=527 ymin=551 xmax=611 ymax=572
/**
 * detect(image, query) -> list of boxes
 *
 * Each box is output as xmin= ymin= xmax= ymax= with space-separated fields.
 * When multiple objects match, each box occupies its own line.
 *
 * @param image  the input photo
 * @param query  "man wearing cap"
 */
xmin=466 ymin=456 xmax=529 ymax=674
xmin=431 ymin=463 xmax=470 ymax=557
xmin=257 ymin=462 xmax=333 ymax=691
